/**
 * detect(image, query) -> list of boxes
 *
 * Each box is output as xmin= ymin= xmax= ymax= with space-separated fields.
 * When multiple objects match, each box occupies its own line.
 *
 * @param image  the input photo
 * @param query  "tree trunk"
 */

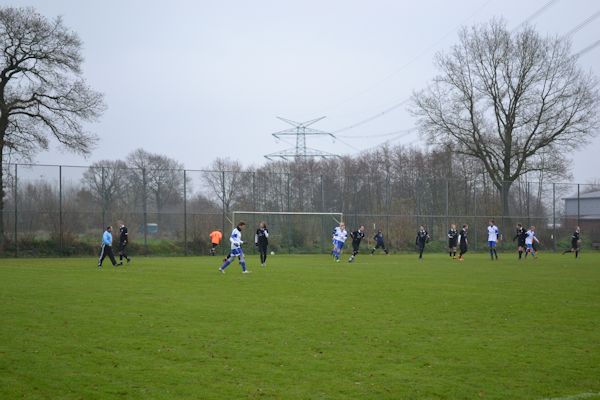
xmin=501 ymin=180 xmax=512 ymax=217
xmin=0 ymin=150 xmax=4 ymax=252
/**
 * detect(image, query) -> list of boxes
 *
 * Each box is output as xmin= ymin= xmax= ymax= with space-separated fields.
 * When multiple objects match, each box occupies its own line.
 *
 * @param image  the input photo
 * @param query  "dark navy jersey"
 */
xmin=459 ymin=229 xmax=468 ymax=245
xmin=119 ymin=226 xmax=128 ymax=243
xmin=514 ymin=227 xmax=527 ymax=243
xmin=448 ymin=229 xmax=458 ymax=241
xmin=374 ymin=232 xmax=385 ymax=244
xmin=572 ymin=231 xmax=580 ymax=242
xmin=416 ymin=230 xmax=429 ymax=244
xmin=351 ymin=230 xmax=365 ymax=246
xmin=255 ymin=228 xmax=269 ymax=246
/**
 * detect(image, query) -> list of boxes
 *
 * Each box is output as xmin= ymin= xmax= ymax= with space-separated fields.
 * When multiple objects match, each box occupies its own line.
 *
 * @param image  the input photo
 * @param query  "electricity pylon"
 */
xmin=264 ymin=116 xmax=339 ymax=160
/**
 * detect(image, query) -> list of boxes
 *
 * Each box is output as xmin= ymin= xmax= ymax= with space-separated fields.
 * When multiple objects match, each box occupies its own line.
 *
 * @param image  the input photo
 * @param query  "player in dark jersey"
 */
xmin=458 ymin=224 xmax=468 ymax=261
xmin=448 ymin=224 xmax=458 ymax=258
xmin=254 ymin=221 xmax=269 ymax=267
xmin=118 ymin=223 xmax=131 ymax=264
xmin=562 ymin=226 xmax=581 ymax=258
xmin=415 ymin=225 xmax=430 ymax=261
xmin=513 ymin=223 xmax=527 ymax=260
xmin=348 ymin=225 xmax=365 ymax=263
xmin=370 ymin=230 xmax=389 ymax=255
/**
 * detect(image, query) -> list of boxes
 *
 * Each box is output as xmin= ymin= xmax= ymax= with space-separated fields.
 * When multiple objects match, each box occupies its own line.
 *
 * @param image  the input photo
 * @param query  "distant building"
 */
xmin=564 ymin=190 xmax=600 ymax=220
xmin=563 ymin=190 xmax=600 ymax=246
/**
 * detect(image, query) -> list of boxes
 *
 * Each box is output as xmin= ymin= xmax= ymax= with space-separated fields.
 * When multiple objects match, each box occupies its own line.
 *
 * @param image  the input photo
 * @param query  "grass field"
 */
xmin=0 ymin=252 xmax=599 ymax=400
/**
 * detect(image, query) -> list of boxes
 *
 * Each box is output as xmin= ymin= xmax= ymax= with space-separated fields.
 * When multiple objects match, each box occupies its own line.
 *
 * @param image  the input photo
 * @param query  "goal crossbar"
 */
xmin=231 ymin=211 xmax=344 ymax=228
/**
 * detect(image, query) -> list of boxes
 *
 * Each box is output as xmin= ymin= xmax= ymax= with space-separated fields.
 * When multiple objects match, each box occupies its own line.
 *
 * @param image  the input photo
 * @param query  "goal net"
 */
xmin=231 ymin=211 xmax=343 ymax=254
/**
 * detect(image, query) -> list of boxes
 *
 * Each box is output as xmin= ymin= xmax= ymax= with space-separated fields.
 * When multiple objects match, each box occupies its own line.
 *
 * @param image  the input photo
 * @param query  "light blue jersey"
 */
xmin=102 ymin=230 xmax=112 ymax=246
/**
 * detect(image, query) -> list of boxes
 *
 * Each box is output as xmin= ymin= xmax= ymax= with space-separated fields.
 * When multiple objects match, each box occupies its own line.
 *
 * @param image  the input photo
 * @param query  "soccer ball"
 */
xmin=270 ymin=251 xmax=275 ymax=255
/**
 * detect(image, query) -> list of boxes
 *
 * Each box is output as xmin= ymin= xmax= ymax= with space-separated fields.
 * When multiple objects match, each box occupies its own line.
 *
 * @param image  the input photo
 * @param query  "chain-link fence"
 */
xmin=1 ymin=163 xmax=598 ymax=256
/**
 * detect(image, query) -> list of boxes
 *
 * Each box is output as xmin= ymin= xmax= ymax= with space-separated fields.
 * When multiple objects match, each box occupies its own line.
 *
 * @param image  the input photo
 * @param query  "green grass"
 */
xmin=0 ymin=252 xmax=599 ymax=400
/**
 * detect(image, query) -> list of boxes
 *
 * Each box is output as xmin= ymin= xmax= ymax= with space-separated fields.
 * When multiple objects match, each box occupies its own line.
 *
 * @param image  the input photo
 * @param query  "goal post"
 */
xmin=231 ymin=211 xmax=344 ymax=254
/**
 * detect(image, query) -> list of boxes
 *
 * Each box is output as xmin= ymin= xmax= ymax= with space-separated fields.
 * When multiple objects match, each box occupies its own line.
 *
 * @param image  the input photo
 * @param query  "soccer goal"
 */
xmin=231 ymin=211 xmax=344 ymax=254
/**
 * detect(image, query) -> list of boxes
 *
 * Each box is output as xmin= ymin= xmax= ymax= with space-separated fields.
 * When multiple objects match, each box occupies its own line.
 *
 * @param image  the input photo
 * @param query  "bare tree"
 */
xmin=203 ymin=158 xmax=242 ymax=213
xmin=0 ymin=7 xmax=105 ymax=242
xmin=81 ymin=160 xmax=128 ymax=218
xmin=125 ymin=149 xmax=184 ymax=224
xmin=411 ymin=19 xmax=600 ymax=214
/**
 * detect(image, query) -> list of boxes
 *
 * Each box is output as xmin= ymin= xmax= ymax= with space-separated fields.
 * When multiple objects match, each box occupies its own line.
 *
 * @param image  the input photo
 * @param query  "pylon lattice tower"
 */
xmin=264 ymin=116 xmax=339 ymax=160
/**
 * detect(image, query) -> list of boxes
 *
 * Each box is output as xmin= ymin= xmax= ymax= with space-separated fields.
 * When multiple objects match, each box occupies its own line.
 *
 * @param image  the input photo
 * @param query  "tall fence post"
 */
xmin=14 ymin=163 xmax=18 ymax=257
xmin=287 ymin=173 xmax=291 ymax=254
xmin=577 ymin=184 xmax=580 ymax=227
xmin=59 ymin=165 xmax=63 ymax=254
xmin=385 ymin=174 xmax=390 ymax=246
xmin=183 ymin=169 xmax=187 ymax=256
xmin=552 ymin=183 xmax=556 ymax=252
xmin=142 ymin=168 xmax=148 ymax=251
xmin=101 ymin=166 xmax=106 ymax=229
xmin=221 ymin=171 xmax=226 ymax=254
xmin=445 ymin=178 xmax=449 ymax=233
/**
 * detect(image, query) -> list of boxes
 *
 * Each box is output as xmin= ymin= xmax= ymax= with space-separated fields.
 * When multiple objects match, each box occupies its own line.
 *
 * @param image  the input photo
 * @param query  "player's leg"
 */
xmin=238 ymin=250 xmax=249 ymax=272
xmin=348 ymin=244 xmax=359 ymax=262
xmin=98 ymin=244 xmax=106 ymax=267
xmin=108 ymin=246 xmax=119 ymax=266
xmin=220 ymin=249 xmax=238 ymax=272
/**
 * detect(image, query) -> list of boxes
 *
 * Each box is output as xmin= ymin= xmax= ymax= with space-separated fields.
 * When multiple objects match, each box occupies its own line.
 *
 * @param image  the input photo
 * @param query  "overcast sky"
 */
xmin=6 ymin=0 xmax=600 ymax=182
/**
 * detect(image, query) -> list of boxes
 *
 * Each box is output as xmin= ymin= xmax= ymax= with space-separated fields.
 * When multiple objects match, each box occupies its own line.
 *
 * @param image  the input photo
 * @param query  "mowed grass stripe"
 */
xmin=0 ymin=254 xmax=599 ymax=399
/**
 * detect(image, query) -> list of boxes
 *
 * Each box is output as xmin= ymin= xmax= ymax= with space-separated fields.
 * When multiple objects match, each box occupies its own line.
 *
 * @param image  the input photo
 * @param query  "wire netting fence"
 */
xmin=1 ymin=163 xmax=598 ymax=256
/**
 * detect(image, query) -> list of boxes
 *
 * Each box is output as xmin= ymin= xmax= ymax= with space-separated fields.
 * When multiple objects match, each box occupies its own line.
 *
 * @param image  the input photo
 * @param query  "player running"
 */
xmin=370 ymin=230 xmax=389 ymax=255
xmin=209 ymin=229 xmax=223 ymax=256
xmin=513 ymin=223 xmax=527 ymax=260
xmin=562 ymin=226 xmax=581 ymax=258
xmin=487 ymin=220 xmax=500 ymax=260
xmin=219 ymin=222 xmax=250 ymax=274
xmin=331 ymin=222 xmax=348 ymax=262
xmin=348 ymin=225 xmax=365 ymax=263
xmin=458 ymin=224 xmax=468 ymax=261
xmin=524 ymin=226 xmax=540 ymax=259
xmin=448 ymin=224 xmax=458 ymax=258
xmin=416 ymin=225 xmax=430 ymax=261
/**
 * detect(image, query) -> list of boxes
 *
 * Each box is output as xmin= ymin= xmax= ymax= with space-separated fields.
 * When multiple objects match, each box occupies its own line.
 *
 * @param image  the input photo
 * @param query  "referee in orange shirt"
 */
xmin=209 ymin=229 xmax=223 ymax=256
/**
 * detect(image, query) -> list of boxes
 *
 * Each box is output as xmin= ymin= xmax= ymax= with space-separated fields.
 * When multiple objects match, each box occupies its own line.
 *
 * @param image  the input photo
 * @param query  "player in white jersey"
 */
xmin=524 ymin=226 xmax=540 ymax=259
xmin=219 ymin=222 xmax=251 ymax=273
xmin=331 ymin=222 xmax=348 ymax=262
xmin=487 ymin=219 xmax=500 ymax=260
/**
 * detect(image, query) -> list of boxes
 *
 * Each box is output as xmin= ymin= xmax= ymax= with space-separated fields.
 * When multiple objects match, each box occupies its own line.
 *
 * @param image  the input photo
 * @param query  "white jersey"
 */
xmin=487 ymin=225 xmax=499 ymax=242
xmin=230 ymin=228 xmax=243 ymax=249
xmin=333 ymin=227 xmax=348 ymax=243
xmin=525 ymin=230 xmax=536 ymax=245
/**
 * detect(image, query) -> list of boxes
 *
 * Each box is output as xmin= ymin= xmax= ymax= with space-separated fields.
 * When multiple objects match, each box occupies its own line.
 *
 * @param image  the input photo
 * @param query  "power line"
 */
xmin=315 ymin=0 xmax=495 ymax=116
xmin=563 ymin=9 xmax=600 ymax=38
xmin=575 ymin=39 xmax=600 ymax=57
xmin=338 ymin=127 xmax=416 ymax=139
xmin=512 ymin=0 xmax=560 ymax=31
xmin=330 ymin=0 xmax=564 ymax=138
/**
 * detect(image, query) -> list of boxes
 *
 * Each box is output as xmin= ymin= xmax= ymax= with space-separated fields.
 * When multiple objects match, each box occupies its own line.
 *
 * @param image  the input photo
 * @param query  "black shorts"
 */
xmin=374 ymin=242 xmax=385 ymax=249
xmin=517 ymin=239 xmax=526 ymax=247
xmin=460 ymin=243 xmax=468 ymax=253
xmin=448 ymin=239 xmax=458 ymax=248
xmin=571 ymin=240 xmax=579 ymax=249
xmin=352 ymin=243 xmax=360 ymax=252
xmin=119 ymin=242 xmax=127 ymax=251
xmin=211 ymin=243 xmax=219 ymax=249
